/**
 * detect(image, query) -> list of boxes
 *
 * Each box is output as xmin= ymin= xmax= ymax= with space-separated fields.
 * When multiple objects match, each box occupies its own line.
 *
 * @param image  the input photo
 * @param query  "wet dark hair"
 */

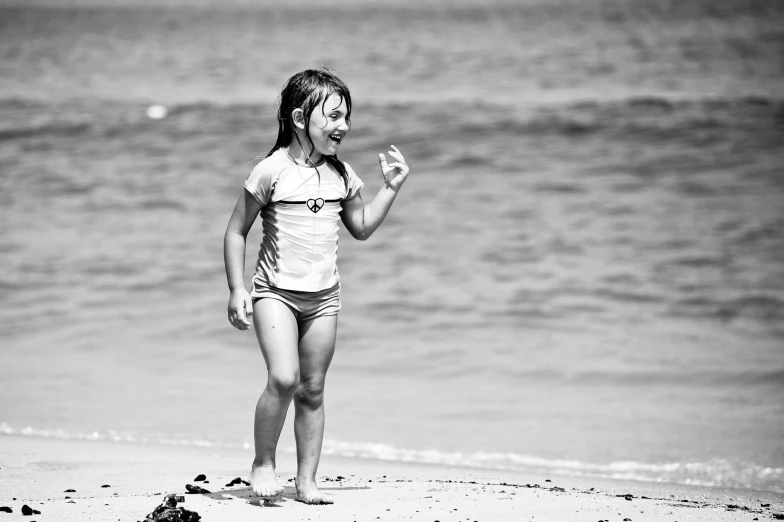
xmin=267 ymin=68 xmax=352 ymax=185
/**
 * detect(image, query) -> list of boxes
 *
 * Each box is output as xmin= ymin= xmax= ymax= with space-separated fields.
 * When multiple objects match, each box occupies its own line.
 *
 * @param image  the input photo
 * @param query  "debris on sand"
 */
xmin=142 ymin=493 xmax=200 ymax=522
xmin=184 ymin=484 xmax=210 ymax=494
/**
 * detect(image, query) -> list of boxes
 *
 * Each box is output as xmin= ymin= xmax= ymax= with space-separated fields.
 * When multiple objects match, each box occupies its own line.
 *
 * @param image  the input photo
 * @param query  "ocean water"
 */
xmin=1 ymin=0 xmax=784 ymax=493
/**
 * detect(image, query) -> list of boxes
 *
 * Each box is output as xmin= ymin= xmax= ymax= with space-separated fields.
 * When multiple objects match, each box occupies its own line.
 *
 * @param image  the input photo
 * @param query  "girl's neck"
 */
xmin=285 ymin=135 xmax=324 ymax=167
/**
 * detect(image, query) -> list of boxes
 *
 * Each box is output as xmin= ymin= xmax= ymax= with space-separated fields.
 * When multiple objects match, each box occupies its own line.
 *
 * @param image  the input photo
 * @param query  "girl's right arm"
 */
xmin=223 ymin=189 xmax=262 ymax=331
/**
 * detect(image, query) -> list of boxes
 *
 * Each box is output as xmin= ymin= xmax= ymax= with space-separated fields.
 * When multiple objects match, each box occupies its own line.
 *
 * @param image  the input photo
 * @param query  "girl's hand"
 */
xmin=378 ymin=145 xmax=410 ymax=191
xmin=228 ymin=288 xmax=253 ymax=331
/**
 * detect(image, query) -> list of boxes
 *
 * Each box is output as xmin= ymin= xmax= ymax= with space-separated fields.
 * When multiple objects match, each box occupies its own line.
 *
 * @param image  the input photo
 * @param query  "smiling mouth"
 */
xmin=329 ymin=133 xmax=343 ymax=144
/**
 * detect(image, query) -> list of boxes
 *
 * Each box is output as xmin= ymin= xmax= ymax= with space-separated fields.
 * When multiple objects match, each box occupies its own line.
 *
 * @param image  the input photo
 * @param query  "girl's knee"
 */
xmin=294 ymin=380 xmax=325 ymax=409
xmin=267 ymin=372 xmax=300 ymax=397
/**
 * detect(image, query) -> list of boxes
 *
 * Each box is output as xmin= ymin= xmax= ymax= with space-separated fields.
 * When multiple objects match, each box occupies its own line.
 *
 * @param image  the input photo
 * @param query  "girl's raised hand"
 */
xmin=378 ymin=145 xmax=410 ymax=191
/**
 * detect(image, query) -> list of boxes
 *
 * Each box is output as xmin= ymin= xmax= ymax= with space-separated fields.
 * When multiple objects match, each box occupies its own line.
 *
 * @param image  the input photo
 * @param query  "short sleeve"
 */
xmin=244 ymin=160 xmax=277 ymax=207
xmin=343 ymin=162 xmax=364 ymax=200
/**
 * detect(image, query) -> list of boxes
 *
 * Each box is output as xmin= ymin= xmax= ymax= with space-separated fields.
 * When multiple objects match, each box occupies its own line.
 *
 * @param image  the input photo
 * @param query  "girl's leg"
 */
xmin=250 ymin=298 xmax=300 ymax=497
xmin=293 ymin=313 xmax=338 ymax=504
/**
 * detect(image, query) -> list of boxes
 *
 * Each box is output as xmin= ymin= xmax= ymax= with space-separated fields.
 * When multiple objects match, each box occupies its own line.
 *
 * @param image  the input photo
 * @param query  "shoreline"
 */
xmin=1 ymin=435 xmax=782 ymax=521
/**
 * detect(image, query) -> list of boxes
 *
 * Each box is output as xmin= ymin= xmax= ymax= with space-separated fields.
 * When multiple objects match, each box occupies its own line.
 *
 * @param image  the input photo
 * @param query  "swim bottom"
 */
xmin=251 ymin=280 xmax=341 ymax=323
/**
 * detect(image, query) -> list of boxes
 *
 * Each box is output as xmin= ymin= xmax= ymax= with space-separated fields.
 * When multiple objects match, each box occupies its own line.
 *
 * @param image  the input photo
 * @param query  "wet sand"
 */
xmin=1 ymin=435 xmax=781 ymax=521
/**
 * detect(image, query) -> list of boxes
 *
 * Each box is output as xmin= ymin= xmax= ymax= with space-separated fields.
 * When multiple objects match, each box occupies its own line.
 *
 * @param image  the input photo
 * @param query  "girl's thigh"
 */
xmin=297 ymin=313 xmax=338 ymax=382
xmin=253 ymin=298 xmax=300 ymax=376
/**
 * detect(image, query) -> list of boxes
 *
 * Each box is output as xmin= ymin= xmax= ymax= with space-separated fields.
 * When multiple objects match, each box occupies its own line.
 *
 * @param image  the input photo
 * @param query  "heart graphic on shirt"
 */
xmin=307 ymin=198 xmax=325 ymax=213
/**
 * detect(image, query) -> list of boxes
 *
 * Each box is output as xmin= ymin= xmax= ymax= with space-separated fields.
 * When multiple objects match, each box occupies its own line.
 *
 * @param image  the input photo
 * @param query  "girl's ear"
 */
xmin=291 ymin=108 xmax=306 ymax=130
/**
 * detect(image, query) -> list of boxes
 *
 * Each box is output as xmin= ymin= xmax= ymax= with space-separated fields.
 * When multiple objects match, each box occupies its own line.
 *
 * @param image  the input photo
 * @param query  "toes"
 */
xmin=252 ymin=486 xmax=283 ymax=498
xmin=297 ymin=495 xmax=333 ymax=505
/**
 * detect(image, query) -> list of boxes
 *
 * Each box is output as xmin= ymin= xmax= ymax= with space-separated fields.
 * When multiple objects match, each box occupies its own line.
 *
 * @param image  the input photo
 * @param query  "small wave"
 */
xmin=0 ymin=422 xmax=219 ymax=448
xmin=446 ymin=95 xmax=783 ymax=140
xmin=322 ymin=441 xmax=783 ymax=492
xmin=3 ymin=422 xmax=781 ymax=492
xmin=567 ymin=368 xmax=784 ymax=387
xmin=0 ymin=122 xmax=91 ymax=141
xmin=139 ymin=198 xmax=188 ymax=211
xmin=672 ymin=294 xmax=784 ymax=323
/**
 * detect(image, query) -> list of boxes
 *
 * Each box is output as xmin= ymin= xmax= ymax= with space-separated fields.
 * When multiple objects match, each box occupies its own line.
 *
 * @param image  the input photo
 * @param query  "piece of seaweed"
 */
xmin=142 ymin=494 xmax=200 ymax=522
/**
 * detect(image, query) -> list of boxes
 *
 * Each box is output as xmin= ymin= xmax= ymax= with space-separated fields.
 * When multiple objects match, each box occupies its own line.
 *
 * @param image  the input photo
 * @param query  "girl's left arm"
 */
xmin=341 ymin=145 xmax=410 ymax=241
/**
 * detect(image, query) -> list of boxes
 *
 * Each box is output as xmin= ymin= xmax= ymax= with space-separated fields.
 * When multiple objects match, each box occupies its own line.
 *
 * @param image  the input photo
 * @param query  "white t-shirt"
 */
xmin=244 ymin=148 xmax=364 ymax=292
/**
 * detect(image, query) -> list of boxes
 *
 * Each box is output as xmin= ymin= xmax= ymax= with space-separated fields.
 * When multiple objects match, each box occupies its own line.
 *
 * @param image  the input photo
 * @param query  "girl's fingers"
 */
xmin=388 ymin=162 xmax=407 ymax=171
xmin=387 ymin=151 xmax=405 ymax=163
xmin=388 ymin=145 xmax=406 ymax=161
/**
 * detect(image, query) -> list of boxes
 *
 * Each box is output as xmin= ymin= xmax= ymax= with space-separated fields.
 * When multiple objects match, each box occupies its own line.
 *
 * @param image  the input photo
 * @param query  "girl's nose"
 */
xmin=336 ymin=119 xmax=349 ymax=131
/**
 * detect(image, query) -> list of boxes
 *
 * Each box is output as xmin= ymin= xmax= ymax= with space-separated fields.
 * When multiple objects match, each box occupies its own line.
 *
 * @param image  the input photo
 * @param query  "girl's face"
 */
xmin=305 ymin=93 xmax=349 ymax=159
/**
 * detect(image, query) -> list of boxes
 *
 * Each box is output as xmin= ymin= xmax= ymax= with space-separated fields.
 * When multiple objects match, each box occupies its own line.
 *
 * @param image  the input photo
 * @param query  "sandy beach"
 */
xmin=1 ymin=435 xmax=781 ymax=521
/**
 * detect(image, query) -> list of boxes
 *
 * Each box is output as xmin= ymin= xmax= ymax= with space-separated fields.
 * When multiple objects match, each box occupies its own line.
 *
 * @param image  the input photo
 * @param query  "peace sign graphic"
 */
xmin=307 ymin=198 xmax=325 ymax=213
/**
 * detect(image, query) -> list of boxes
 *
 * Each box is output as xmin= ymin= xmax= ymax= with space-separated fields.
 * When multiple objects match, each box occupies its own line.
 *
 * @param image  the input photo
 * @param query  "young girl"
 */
xmin=223 ymin=68 xmax=409 ymax=505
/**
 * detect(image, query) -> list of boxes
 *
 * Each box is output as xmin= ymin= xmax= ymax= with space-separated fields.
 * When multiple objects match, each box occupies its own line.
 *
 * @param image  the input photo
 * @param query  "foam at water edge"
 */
xmin=2 ymin=422 xmax=781 ymax=493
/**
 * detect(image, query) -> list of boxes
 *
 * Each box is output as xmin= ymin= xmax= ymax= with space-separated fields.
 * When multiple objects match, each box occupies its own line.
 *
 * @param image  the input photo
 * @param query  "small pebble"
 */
xmin=22 ymin=505 xmax=34 ymax=515
xmin=194 ymin=474 xmax=206 ymax=482
xmin=0 ymin=506 xmax=12 ymax=513
xmin=64 ymin=489 xmax=76 ymax=493
xmin=101 ymin=485 xmax=111 ymax=488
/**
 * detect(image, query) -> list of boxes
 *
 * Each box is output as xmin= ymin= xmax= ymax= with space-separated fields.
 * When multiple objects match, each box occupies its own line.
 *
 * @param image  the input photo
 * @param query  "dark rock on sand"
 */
xmin=21 ymin=505 xmax=34 ymax=515
xmin=0 ymin=506 xmax=12 ymax=513
xmin=225 ymin=477 xmax=242 ymax=487
xmin=184 ymin=484 xmax=210 ymax=494
xmin=101 ymin=485 xmax=111 ymax=488
xmin=64 ymin=489 xmax=76 ymax=493
xmin=193 ymin=474 xmax=206 ymax=482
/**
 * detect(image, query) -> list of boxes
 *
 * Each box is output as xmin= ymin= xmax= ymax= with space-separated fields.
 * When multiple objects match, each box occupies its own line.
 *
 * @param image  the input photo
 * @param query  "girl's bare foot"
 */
xmin=249 ymin=464 xmax=284 ymax=498
xmin=294 ymin=477 xmax=334 ymax=505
